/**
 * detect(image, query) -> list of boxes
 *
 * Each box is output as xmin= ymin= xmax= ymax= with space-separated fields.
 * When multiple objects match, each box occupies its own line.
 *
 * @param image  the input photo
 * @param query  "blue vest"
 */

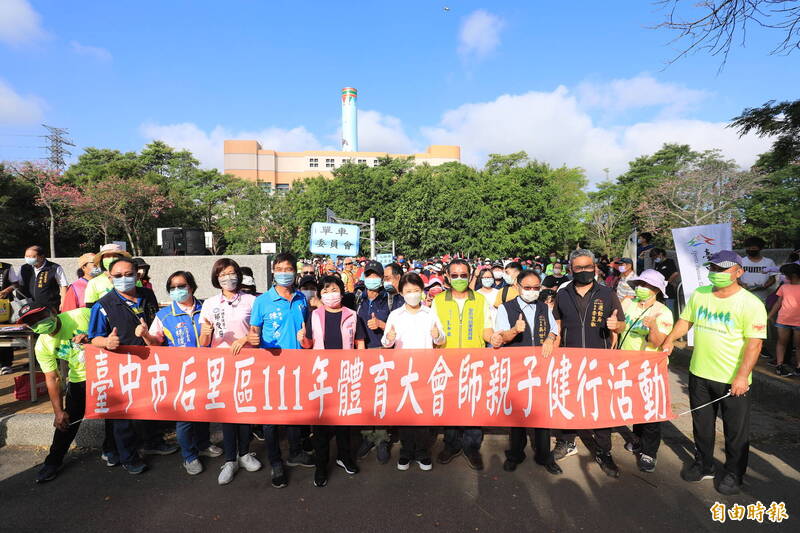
xmin=155 ymin=299 xmax=203 ymax=347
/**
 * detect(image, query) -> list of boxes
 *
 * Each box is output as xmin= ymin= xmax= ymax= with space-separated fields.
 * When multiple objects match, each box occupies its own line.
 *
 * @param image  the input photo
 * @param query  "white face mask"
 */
xmin=618 ymin=265 xmax=627 ymax=273
xmin=492 ymin=271 xmax=503 ymax=280
xmin=502 ymin=273 xmax=514 ymax=285
xmin=403 ymin=291 xmax=422 ymax=307
xmin=520 ymin=289 xmax=540 ymax=303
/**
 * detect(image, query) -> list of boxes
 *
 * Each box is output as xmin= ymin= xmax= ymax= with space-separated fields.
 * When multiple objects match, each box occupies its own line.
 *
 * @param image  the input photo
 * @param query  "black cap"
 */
xmin=133 ymin=257 xmax=150 ymax=268
xmin=364 ymin=260 xmax=384 ymax=277
xmin=297 ymin=275 xmax=317 ymax=288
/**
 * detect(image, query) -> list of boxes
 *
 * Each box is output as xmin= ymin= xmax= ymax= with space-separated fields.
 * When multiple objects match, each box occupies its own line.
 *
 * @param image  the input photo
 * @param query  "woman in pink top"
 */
xmin=199 ymin=258 xmax=261 ymax=485
xmin=767 ymin=263 xmax=800 ymax=376
xmin=60 ymin=253 xmax=98 ymax=311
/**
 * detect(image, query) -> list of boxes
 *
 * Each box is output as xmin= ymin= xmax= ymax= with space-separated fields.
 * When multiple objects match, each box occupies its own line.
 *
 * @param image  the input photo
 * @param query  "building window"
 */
xmin=309 ymin=158 xmax=318 ymax=168
xmin=373 ymin=159 xmax=378 ymax=166
xmin=325 ymin=158 xmax=335 ymax=168
xmin=357 ymin=159 xmax=366 ymax=164
xmin=275 ymin=183 xmax=290 ymax=194
xmin=258 ymin=182 xmax=272 ymax=193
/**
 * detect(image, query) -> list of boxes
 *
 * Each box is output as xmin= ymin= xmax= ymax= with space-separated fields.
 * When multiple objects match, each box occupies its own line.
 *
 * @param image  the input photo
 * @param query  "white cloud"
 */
xmin=0 ymin=78 xmax=45 ymax=124
xmin=327 ymin=109 xmax=417 ymax=153
xmin=70 ymin=40 xmax=112 ymax=61
xmin=576 ymin=74 xmax=710 ymax=117
xmin=0 ymin=0 xmax=47 ymax=46
xmin=422 ymin=81 xmax=772 ymax=183
xmin=139 ymin=122 xmax=325 ymax=170
xmin=458 ymin=9 xmax=505 ymax=61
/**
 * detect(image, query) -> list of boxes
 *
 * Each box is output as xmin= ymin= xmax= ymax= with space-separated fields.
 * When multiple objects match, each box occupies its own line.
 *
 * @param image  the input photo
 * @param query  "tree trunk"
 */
xmin=47 ymin=204 xmax=56 ymax=258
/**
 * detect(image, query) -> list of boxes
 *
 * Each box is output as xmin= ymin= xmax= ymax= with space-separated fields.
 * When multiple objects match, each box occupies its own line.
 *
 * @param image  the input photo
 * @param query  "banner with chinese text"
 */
xmin=85 ymin=345 xmax=674 ymax=428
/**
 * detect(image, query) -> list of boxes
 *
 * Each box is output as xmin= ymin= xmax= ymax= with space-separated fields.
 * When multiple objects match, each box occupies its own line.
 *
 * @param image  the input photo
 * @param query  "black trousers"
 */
xmin=398 ymin=426 xmax=433 ymax=461
xmin=506 ymin=427 xmax=554 ymax=465
xmin=0 ymin=347 xmax=13 ymax=367
xmin=632 ymin=422 xmax=662 ymax=457
xmin=312 ymin=425 xmax=352 ymax=469
xmin=689 ymin=372 xmax=750 ymax=478
xmin=44 ymin=381 xmax=85 ymax=467
xmin=556 ymin=428 xmax=613 ymax=455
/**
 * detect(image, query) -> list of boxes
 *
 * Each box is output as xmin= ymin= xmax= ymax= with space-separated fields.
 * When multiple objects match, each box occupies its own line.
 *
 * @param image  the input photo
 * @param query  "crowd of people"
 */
xmin=1 ymin=237 xmax=798 ymax=497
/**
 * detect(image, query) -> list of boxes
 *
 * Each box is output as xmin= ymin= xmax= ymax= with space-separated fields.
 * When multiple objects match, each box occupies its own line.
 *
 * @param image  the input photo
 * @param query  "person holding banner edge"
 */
xmin=490 ymin=269 xmax=562 ymax=476
xmin=661 ymin=250 xmax=767 ymax=496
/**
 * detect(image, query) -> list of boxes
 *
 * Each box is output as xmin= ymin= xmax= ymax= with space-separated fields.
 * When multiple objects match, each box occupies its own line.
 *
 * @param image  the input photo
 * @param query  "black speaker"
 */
xmin=161 ymin=228 xmax=186 ymax=256
xmin=185 ymin=228 xmax=207 ymax=255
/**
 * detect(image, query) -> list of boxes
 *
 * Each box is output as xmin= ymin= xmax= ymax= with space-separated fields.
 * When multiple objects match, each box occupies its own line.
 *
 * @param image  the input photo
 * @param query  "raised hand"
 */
xmin=386 ymin=325 xmax=397 ymax=343
xmin=430 ymin=322 xmax=440 ymax=340
xmin=515 ymin=315 xmax=526 ymax=334
xmin=201 ymin=318 xmax=214 ymax=338
xmin=297 ymin=324 xmax=307 ymax=344
xmin=367 ymin=312 xmax=380 ymax=330
xmin=606 ymin=310 xmax=620 ymax=332
xmin=106 ymin=327 xmax=119 ymax=350
xmin=135 ymin=318 xmax=148 ymax=338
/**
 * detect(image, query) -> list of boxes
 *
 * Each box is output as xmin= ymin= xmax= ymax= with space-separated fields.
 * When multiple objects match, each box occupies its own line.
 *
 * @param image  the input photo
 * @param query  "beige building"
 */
xmin=223 ymin=140 xmax=461 ymax=190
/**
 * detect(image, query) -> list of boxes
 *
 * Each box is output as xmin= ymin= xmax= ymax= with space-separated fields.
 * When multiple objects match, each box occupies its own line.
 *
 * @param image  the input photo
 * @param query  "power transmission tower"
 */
xmin=40 ymin=124 xmax=75 ymax=171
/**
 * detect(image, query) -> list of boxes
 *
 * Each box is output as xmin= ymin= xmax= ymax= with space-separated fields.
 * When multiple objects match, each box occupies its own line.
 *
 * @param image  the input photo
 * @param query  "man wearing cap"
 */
xmin=88 ymin=256 xmax=173 ymax=474
xmin=84 ymin=244 xmax=134 ymax=307
xmin=662 ymin=250 xmax=767 ymax=495
xmin=18 ymin=245 xmax=68 ymax=312
xmin=613 ymin=257 xmax=636 ymax=300
xmin=61 ymin=253 xmax=99 ymax=312
xmin=494 ymin=261 xmax=522 ymax=307
xmin=16 ymin=302 xmax=92 ymax=483
xmin=132 ymin=257 xmax=153 ymax=290
xmin=356 ymin=260 xmax=405 ymax=463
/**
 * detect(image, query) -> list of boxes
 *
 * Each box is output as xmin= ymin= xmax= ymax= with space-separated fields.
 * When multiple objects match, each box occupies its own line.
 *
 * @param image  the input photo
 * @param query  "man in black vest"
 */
xmin=490 ymin=270 xmax=562 ymax=475
xmin=88 ymin=257 xmax=175 ymax=474
xmin=0 ymin=261 xmax=20 ymax=374
xmin=552 ymin=249 xmax=625 ymax=477
xmin=18 ymin=245 xmax=68 ymax=312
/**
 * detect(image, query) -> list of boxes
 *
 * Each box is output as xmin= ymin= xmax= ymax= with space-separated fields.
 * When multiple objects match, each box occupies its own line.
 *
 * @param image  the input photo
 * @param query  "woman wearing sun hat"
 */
xmin=618 ymin=269 xmax=674 ymax=473
xmin=61 ymin=252 xmax=99 ymax=312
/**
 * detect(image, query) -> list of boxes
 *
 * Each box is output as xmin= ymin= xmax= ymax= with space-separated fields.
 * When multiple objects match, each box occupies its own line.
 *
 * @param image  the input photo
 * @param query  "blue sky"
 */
xmin=1 ymin=0 xmax=796 ymax=182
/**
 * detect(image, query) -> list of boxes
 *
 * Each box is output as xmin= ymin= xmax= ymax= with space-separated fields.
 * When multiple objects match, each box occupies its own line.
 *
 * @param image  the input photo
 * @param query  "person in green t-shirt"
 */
xmin=662 ymin=250 xmax=767 ymax=496
xmin=17 ymin=303 xmax=91 ymax=484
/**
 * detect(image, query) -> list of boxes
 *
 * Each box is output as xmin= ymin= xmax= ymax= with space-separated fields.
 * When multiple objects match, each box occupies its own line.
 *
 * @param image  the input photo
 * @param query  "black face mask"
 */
xmin=572 ymin=271 xmax=595 ymax=286
xmin=746 ymin=249 xmax=760 ymax=258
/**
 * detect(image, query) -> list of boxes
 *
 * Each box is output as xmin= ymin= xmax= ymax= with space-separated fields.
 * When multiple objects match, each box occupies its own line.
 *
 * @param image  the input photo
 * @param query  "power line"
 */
xmin=40 ymin=124 xmax=75 ymax=171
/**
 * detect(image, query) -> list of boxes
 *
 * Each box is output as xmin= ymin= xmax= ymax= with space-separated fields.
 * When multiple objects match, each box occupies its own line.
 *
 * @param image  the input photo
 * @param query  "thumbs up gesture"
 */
xmin=106 ymin=327 xmax=119 ymax=351
xmin=201 ymin=318 xmax=214 ymax=338
xmin=430 ymin=322 xmax=440 ymax=340
xmin=135 ymin=318 xmax=148 ymax=338
xmin=386 ymin=324 xmax=397 ymax=343
xmin=367 ymin=312 xmax=380 ymax=331
xmin=607 ymin=310 xmax=620 ymax=332
xmin=247 ymin=326 xmax=261 ymax=347
xmin=642 ymin=313 xmax=658 ymax=330
xmin=297 ymin=324 xmax=307 ymax=344
xmin=515 ymin=315 xmax=526 ymax=334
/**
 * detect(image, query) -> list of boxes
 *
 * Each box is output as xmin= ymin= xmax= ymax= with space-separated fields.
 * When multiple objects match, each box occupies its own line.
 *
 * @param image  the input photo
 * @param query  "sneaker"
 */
xmin=716 ymin=472 xmax=742 ymax=495
xmin=218 ymin=460 xmax=239 ymax=485
xmin=302 ymin=436 xmax=314 ymax=454
xmin=767 ymin=358 xmax=778 ymax=367
xmin=503 ymin=459 xmax=518 ymax=472
xmin=336 ymin=458 xmax=359 ymax=475
xmin=543 ymin=461 xmax=563 ymax=475
xmin=397 ymin=457 xmax=411 ymax=471
xmin=123 ymin=460 xmax=147 ymax=475
xmin=794 ymin=367 xmax=800 ymax=377
xmin=624 ymin=440 xmax=641 ymax=454
xmin=776 ymin=364 xmax=793 ymax=377
xmin=464 ymin=450 xmax=484 ymax=471
xmin=141 ymin=442 xmax=179 ymax=456
xmin=183 ymin=459 xmax=203 ymax=475
xmin=637 ymin=454 xmax=657 ymax=473
xmin=286 ymin=452 xmax=314 ymax=468
xmin=313 ymin=467 xmax=327 ymax=487
xmin=251 ymin=426 xmax=265 ymax=441
xmin=199 ymin=444 xmax=223 ymax=458
xmin=759 ymin=351 xmax=771 ymax=358
xmin=681 ymin=461 xmax=715 ymax=482
xmin=356 ymin=439 xmax=375 ymax=458
xmin=237 ymin=452 xmax=262 ymax=472
xmin=35 ymin=464 xmax=59 ymax=484
xmin=595 ymin=453 xmax=620 ymax=478
xmin=552 ymin=440 xmax=577 ymax=461
xmin=376 ymin=440 xmax=391 ymax=464
xmin=417 ymin=458 xmax=433 ymax=471
xmin=0 ymin=366 xmax=12 ymax=375
xmin=271 ymin=463 xmax=288 ymax=488
xmin=436 ymin=447 xmax=462 ymax=464
xmin=100 ymin=451 xmax=120 ymax=467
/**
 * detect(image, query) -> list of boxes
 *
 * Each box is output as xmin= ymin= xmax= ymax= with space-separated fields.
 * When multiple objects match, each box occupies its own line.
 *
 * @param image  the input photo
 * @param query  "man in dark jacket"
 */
xmin=18 ymin=245 xmax=68 ymax=312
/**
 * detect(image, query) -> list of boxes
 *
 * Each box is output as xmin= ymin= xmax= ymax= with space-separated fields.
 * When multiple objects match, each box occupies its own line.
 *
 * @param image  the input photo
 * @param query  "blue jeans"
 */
xmin=263 ymin=425 xmax=303 ymax=467
xmin=176 ymin=421 xmax=212 ymax=462
xmin=443 ymin=427 xmax=483 ymax=453
xmin=221 ymin=423 xmax=251 ymax=462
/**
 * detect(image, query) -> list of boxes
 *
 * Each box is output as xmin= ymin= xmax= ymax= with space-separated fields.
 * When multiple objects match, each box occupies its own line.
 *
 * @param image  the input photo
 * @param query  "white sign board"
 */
xmin=671 ymin=223 xmax=732 ymax=345
xmin=376 ymin=253 xmax=393 ymax=266
xmin=112 ymin=241 xmax=127 ymax=251
xmin=260 ymin=242 xmax=277 ymax=254
xmin=309 ymin=222 xmax=360 ymax=256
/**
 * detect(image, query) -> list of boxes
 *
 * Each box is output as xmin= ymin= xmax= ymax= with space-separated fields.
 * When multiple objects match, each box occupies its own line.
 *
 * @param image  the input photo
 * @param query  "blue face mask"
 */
xmin=274 ymin=272 xmax=295 ymax=287
xmin=365 ymin=278 xmax=382 ymax=290
xmin=170 ymin=287 xmax=190 ymax=303
xmin=24 ymin=257 xmax=38 ymax=266
xmin=383 ymin=281 xmax=396 ymax=293
xmin=112 ymin=276 xmax=136 ymax=293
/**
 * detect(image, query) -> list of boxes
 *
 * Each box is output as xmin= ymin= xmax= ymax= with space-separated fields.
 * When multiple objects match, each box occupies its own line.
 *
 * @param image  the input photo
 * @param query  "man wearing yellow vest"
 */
xmin=432 ymin=259 xmax=494 ymax=470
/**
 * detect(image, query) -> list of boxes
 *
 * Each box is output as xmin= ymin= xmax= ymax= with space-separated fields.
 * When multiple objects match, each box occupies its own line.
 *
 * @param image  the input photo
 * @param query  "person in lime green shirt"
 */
xmin=662 ymin=251 xmax=767 ymax=496
xmin=16 ymin=304 xmax=91 ymax=483
xmin=84 ymin=244 xmax=137 ymax=306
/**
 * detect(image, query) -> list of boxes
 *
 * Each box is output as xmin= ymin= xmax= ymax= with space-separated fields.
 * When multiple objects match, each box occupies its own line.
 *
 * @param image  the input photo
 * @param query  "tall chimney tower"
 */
xmin=341 ymin=87 xmax=358 ymax=152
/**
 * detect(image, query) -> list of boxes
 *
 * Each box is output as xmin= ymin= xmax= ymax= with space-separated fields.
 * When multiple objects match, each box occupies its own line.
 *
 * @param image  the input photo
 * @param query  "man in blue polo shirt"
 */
xmin=248 ymin=252 xmax=311 ymax=488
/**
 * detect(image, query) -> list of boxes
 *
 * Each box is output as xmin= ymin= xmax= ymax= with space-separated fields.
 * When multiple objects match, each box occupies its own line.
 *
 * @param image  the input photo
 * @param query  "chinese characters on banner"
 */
xmin=85 ymin=346 xmax=674 ymax=428
xmin=309 ymin=222 xmax=360 ymax=257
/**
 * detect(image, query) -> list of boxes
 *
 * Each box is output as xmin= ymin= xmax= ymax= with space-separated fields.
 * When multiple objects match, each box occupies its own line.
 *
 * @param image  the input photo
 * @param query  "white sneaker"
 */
xmin=218 ymin=461 xmax=239 ymax=485
xmin=238 ymin=452 xmax=262 ymax=472
xmin=0 ymin=366 xmax=12 ymax=375
xmin=183 ymin=459 xmax=203 ymax=475
xmin=199 ymin=444 xmax=223 ymax=458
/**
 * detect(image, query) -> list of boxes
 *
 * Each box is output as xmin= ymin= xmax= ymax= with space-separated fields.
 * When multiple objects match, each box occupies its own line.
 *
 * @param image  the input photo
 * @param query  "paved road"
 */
xmin=2 ymin=364 xmax=798 ymax=533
